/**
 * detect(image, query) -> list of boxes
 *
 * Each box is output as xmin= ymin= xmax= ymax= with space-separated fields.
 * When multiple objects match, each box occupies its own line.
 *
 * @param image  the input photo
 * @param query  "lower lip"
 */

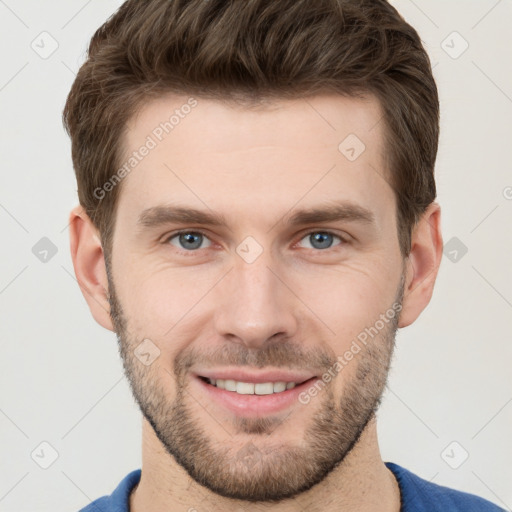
xmin=193 ymin=376 xmax=318 ymax=417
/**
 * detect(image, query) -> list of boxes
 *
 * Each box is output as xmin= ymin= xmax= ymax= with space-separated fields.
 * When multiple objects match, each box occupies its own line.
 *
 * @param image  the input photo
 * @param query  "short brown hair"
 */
xmin=63 ymin=0 xmax=439 ymax=258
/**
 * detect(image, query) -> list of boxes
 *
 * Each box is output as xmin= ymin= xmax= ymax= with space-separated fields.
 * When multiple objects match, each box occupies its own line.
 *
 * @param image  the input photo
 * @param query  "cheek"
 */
xmin=298 ymin=271 xmax=399 ymax=393
xmin=114 ymin=263 xmax=215 ymax=344
xmin=292 ymin=265 xmax=398 ymax=347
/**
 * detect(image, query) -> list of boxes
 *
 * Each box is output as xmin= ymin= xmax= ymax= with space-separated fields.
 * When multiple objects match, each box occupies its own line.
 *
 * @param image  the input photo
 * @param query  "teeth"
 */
xmin=273 ymin=382 xmax=286 ymax=393
xmin=225 ymin=379 xmax=236 ymax=391
xmin=206 ymin=378 xmax=299 ymax=394
xmin=237 ymin=382 xmax=255 ymax=394
xmin=255 ymin=382 xmax=273 ymax=395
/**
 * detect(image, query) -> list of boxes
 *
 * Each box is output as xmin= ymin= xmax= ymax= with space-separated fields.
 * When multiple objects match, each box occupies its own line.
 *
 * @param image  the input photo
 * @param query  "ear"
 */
xmin=398 ymin=202 xmax=443 ymax=328
xmin=68 ymin=205 xmax=114 ymax=331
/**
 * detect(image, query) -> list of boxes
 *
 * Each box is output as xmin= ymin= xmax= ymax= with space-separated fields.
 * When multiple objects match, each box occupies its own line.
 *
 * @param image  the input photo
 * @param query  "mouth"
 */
xmin=192 ymin=371 xmax=319 ymax=417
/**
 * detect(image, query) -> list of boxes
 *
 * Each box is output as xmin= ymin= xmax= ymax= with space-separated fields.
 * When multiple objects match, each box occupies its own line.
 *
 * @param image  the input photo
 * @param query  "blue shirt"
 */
xmin=79 ymin=462 xmax=506 ymax=511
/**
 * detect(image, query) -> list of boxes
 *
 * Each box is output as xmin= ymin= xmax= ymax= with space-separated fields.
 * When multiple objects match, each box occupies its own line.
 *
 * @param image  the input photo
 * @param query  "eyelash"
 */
xmin=162 ymin=229 xmax=348 ymax=255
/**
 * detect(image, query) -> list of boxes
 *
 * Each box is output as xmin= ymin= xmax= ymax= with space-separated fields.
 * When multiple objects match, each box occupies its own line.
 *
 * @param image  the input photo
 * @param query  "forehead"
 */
xmin=116 ymin=92 xmax=393 ymax=228
xmin=124 ymin=92 xmax=384 ymax=155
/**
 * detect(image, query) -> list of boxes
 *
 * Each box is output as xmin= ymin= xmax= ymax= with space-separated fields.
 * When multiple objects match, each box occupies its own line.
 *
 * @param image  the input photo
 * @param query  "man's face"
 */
xmin=106 ymin=93 xmax=405 ymax=501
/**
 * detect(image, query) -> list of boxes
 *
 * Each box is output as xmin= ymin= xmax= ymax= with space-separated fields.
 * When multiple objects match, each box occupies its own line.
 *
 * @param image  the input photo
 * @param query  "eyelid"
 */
xmin=162 ymin=228 xmax=211 ymax=243
xmin=292 ymin=224 xmax=351 ymax=240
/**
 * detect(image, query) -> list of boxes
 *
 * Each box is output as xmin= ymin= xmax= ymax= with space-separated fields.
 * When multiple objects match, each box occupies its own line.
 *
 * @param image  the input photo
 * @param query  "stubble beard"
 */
xmin=106 ymin=261 xmax=403 ymax=502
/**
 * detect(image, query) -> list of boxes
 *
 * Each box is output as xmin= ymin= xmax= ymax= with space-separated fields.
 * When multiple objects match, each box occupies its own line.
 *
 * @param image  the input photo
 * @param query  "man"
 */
xmin=63 ymin=0 xmax=505 ymax=510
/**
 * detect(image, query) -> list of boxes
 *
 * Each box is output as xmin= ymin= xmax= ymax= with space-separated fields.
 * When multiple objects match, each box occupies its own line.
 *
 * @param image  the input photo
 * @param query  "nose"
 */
xmin=213 ymin=252 xmax=299 ymax=350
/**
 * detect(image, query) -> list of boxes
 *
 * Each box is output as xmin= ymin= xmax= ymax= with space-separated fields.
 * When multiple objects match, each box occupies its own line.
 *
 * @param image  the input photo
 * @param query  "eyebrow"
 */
xmin=283 ymin=202 xmax=375 ymax=226
xmin=136 ymin=201 xmax=375 ymax=230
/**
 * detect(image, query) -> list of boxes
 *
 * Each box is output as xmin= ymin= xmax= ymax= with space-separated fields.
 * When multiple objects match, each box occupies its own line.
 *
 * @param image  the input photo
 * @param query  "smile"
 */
xmin=194 ymin=373 xmax=319 ymax=417
xmin=201 ymin=377 xmax=303 ymax=395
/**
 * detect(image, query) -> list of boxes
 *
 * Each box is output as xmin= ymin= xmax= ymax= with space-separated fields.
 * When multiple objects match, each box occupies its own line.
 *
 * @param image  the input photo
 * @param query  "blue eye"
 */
xmin=164 ymin=230 xmax=345 ymax=253
xmin=298 ymin=231 xmax=343 ymax=250
xmin=167 ymin=231 xmax=212 ymax=251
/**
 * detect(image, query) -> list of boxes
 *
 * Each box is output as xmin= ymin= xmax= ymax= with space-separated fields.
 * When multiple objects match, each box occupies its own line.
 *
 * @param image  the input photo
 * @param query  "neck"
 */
xmin=129 ymin=417 xmax=401 ymax=512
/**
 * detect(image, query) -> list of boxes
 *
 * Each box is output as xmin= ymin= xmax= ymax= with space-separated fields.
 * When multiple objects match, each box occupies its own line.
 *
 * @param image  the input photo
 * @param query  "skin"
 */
xmin=69 ymin=93 xmax=443 ymax=511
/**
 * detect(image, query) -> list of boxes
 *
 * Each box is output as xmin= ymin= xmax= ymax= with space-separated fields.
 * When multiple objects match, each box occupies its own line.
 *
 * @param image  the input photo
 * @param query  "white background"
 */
xmin=0 ymin=0 xmax=511 ymax=510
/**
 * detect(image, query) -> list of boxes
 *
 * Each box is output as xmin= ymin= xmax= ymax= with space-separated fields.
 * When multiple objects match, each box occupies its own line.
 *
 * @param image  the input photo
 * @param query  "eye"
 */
xmin=297 ymin=231 xmax=345 ymax=250
xmin=163 ymin=230 xmax=346 ymax=253
xmin=166 ymin=231 xmax=212 ymax=251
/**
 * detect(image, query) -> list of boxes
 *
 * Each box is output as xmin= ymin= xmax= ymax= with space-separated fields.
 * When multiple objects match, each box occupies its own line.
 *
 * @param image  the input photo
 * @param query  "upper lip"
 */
xmin=194 ymin=368 xmax=317 ymax=384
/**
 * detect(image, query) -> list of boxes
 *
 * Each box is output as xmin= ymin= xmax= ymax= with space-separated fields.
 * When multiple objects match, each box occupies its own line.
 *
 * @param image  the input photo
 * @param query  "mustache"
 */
xmin=174 ymin=338 xmax=338 ymax=377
